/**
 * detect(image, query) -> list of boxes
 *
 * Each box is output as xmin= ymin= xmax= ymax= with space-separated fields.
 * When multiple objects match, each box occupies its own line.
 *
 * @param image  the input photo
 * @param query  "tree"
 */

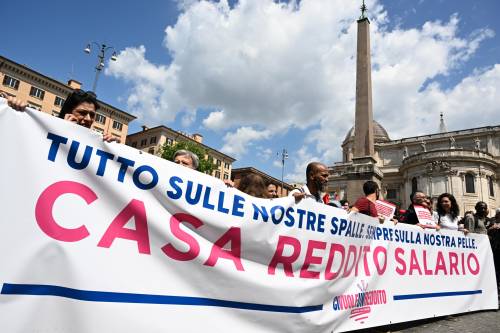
xmin=161 ymin=140 xmax=215 ymax=175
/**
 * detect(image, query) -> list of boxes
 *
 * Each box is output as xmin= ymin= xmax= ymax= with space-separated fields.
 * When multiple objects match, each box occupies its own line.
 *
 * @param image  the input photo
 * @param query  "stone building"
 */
xmin=126 ymin=126 xmax=235 ymax=181
xmin=0 ymin=55 xmax=136 ymax=143
xmin=332 ymin=121 xmax=499 ymax=213
xmin=327 ymin=10 xmax=499 ymax=215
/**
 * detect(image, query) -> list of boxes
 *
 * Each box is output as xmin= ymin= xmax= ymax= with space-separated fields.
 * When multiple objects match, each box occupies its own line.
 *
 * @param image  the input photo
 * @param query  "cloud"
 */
xmin=285 ymin=146 xmax=321 ymax=184
xmin=272 ymin=160 xmax=282 ymax=168
xmin=257 ymin=147 xmax=273 ymax=161
xmin=107 ymin=0 xmax=497 ymax=181
xmin=202 ymin=110 xmax=226 ymax=130
xmin=176 ymin=0 xmax=199 ymax=11
xmin=220 ymin=126 xmax=271 ymax=158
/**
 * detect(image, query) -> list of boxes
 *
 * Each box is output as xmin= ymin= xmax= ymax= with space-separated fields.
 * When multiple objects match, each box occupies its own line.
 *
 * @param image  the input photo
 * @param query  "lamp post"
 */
xmin=84 ymin=42 xmax=117 ymax=92
xmin=277 ymin=148 xmax=288 ymax=196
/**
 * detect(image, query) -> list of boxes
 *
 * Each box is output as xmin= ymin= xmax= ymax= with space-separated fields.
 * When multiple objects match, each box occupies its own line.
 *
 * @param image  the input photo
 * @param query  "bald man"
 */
xmin=289 ymin=162 xmax=329 ymax=203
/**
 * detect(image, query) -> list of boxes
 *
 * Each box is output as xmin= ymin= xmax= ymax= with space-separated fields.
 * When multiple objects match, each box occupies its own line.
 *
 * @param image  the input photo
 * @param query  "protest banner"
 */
xmin=0 ymin=102 xmax=497 ymax=333
xmin=414 ymin=205 xmax=436 ymax=226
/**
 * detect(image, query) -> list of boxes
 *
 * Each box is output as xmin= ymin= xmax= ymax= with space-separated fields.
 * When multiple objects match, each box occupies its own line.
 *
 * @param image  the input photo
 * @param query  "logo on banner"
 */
xmin=332 ymin=280 xmax=387 ymax=324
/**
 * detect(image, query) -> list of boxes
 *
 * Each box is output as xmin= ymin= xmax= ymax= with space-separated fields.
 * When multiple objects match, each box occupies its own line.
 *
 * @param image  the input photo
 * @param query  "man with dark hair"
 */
xmin=464 ymin=201 xmax=489 ymax=235
xmin=289 ymin=162 xmax=329 ymax=203
xmin=351 ymin=181 xmax=380 ymax=217
xmin=401 ymin=190 xmax=427 ymax=224
xmin=57 ymin=90 xmax=100 ymax=127
xmin=3 ymin=90 xmax=117 ymax=142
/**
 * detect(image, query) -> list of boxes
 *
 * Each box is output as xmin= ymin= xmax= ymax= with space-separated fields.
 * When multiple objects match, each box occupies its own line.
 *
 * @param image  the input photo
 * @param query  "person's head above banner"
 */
xmin=1 ymin=90 xmax=117 ymax=142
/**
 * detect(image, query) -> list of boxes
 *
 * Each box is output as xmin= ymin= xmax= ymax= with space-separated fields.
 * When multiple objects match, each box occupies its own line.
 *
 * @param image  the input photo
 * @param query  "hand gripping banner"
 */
xmin=0 ymin=102 xmax=497 ymax=333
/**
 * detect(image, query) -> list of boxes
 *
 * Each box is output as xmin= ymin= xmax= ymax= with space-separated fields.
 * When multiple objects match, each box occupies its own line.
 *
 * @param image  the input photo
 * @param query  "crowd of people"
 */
xmin=221 ymin=159 xmax=500 ymax=301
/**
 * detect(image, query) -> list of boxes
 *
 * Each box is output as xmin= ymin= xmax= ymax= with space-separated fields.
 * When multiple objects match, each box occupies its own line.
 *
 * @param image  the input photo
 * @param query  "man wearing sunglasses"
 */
xmin=2 ymin=89 xmax=118 ymax=143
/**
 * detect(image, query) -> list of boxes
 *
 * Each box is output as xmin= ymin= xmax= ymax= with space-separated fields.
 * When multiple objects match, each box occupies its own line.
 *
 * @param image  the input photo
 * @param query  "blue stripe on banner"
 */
xmin=1 ymin=283 xmax=323 ymax=313
xmin=393 ymin=290 xmax=482 ymax=301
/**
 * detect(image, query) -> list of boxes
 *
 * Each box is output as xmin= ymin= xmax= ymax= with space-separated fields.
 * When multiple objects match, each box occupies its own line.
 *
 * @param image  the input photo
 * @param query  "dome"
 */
xmin=343 ymin=120 xmax=390 ymax=144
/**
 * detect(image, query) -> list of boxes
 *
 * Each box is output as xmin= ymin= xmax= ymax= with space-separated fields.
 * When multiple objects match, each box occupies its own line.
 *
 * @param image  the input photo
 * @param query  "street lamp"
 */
xmin=84 ymin=42 xmax=118 ymax=92
xmin=277 ymin=148 xmax=288 ymax=196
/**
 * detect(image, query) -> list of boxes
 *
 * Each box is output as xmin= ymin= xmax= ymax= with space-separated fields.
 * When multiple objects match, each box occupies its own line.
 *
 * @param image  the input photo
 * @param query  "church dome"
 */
xmin=343 ymin=120 xmax=390 ymax=144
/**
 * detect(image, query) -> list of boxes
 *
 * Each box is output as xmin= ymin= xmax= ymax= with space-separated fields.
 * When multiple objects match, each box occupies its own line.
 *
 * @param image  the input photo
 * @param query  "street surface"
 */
xmin=352 ymin=308 xmax=500 ymax=332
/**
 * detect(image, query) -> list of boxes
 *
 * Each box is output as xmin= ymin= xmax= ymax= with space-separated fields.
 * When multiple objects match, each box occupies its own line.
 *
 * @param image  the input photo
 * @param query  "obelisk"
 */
xmin=344 ymin=2 xmax=382 ymax=203
xmin=353 ymin=6 xmax=374 ymax=158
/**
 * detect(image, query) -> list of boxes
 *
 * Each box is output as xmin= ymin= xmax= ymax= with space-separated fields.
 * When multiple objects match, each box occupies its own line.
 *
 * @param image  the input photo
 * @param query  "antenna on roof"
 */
xmin=68 ymin=63 xmax=75 ymax=81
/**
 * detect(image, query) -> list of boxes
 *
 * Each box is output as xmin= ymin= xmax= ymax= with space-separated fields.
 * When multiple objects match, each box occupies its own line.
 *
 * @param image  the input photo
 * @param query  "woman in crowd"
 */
xmin=434 ymin=193 xmax=463 ymax=231
xmin=238 ymin=174 xmax=269 ymax=199
xmin=266 ymin=182 xmax=279 ymax=198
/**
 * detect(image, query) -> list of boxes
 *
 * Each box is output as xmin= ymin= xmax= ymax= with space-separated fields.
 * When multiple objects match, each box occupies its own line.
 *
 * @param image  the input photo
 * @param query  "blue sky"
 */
xmin=2 ymin=0 xmax=499 ymax=182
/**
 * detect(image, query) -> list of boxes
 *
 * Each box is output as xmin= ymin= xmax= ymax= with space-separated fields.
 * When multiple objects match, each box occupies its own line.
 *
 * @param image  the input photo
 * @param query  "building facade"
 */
xmin=231 ymin=167 xmax=294 ymax=197
xmin=126 ymin=126 xmax=236 ymax=181
xmin=0 ymin=55 xmax=136 ymax=143
xmin=330 ymin=122 xmax=500 ymax=214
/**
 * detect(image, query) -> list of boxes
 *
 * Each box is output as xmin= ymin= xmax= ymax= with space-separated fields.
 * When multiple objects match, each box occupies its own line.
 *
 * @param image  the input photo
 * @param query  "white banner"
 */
xmin=0 ymin=102 xmax=498 ymax=333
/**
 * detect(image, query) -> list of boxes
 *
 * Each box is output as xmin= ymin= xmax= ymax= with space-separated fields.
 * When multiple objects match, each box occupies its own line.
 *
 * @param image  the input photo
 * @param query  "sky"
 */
xmin=2 ymin=0 xmax=499 ymax=183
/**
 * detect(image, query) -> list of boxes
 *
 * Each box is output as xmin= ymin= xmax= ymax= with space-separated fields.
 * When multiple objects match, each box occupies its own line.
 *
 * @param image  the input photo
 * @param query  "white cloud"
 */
xmin=272 ymin=160 xmax=282 ymax=168
xmin=107 ymin=0 xmax=497 ymax=174
xmin=202 ymin=110 xmax=226 ymax=130
xmin=285 ymin=146 xmax=322 ymax=184
xmin=257 ymin=147 xmax=273 ymax=161
xmin=176 ymin=0 xmax=199 ymax=11
xmin=220 ymin=126 xmax=271 ymax=158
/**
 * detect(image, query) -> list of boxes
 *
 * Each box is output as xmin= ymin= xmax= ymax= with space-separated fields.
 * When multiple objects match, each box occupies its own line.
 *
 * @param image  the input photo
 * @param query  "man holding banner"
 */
xmin=290 ymin=162 xmax=330 ymax=204
xmin=1 ymin=91 xmax=119 ymax=142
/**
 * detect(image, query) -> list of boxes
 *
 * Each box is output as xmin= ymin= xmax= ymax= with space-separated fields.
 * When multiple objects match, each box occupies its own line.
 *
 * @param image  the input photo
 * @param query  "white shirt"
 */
xmin=433 ymin=212 xmax=460 ymax=230
xmin=289 ymin=185 xmax=324 ymax=203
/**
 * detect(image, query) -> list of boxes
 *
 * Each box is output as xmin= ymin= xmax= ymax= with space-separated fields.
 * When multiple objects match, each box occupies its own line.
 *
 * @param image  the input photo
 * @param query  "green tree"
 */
xmin=161 ymin=140 xmax=215 ymax=175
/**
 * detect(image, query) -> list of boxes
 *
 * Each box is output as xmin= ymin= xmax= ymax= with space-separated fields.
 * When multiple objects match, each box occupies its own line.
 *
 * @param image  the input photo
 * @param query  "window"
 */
xmin=224 ymin=162 xmax=230 ymax=169
xmin=488 ymin=176 xmax=495 ymax=197
xmin=465 ymin=173 xmax=475 ymax=193
xmin=411 ymin=177 xmax=418 ymax=193
xmin=27 ymin=102 xmax=42 ymax=111
xmin=215 ymin=170 xmax=221 ymax=178
xmin=386 ymin=189 xmax=397 ymax=200
xmin=54 ymin=96 xmax=65 ymax=107
xmin=92 ymin=127 xmax=103 ymax=134
xmin=150 ymin=136 xmax=157 ymax=144
xmin=112 ymin=121 xmax=123 ymax=131
xmin=216 ymin=159 xmax=221 ymax=167
xmin=2 ymin=75 xmax=20 ymax=90
xmin=95 ymin=114 xmax=106 ymax=124
xmin=167 ymin=138 xmax=173 ymax=145
xmin=131 ymin=142 xmax=137 ymax=148
xmin=29 ymin=86 xmax=45 ymax=100
xmin=140 ymin=139 xmax=147 ymax=146
xmin=224 ymin=173 xmax=229 ymax=180
xmin=51 ymin=110 xmax=60 ymax=117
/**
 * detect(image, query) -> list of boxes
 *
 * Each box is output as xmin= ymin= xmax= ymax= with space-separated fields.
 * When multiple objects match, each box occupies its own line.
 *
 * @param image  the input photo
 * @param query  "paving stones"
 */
xmin=351 ymin=309 xmax=500 ymax=333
